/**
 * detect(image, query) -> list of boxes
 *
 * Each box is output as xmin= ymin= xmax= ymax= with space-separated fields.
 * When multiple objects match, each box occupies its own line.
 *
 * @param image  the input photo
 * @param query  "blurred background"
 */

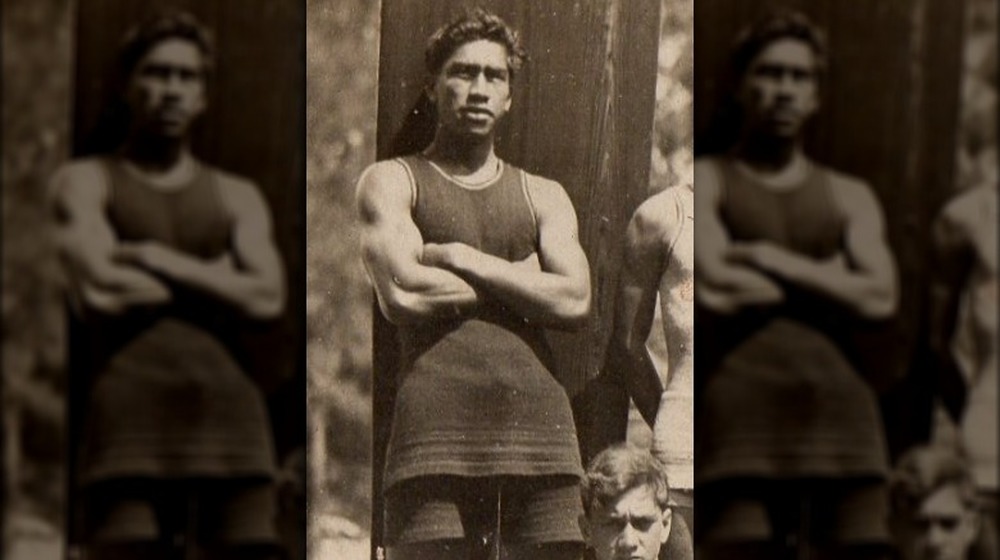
xmin=6 ymin=0 xmax=991 ymax=558
xmin=305 ymin=0 xmax=692 ymax=557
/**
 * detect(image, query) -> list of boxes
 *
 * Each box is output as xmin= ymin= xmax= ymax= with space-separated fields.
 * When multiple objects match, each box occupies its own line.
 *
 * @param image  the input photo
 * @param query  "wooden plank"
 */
xmin=373 ymin=0 xmax=660 ymax=553
xmin=693 ymin=0 xmax=966 ymax=457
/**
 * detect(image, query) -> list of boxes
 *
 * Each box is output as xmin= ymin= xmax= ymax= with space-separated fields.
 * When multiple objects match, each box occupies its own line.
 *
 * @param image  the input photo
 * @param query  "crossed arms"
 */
xmin=694 ymin=159 xmax=898 ymax=320
xmin=356 ymin=160 xmax=591 ymax=329
xmin=50 ymin=160 xmax=285 ymax=320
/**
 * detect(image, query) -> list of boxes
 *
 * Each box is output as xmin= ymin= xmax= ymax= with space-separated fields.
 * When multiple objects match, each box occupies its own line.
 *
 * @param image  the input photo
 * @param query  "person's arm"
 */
xmin=606 ymin=193 xmax=671 ymax=426
xmin=726 ymin=176 xmax=898 ymax=320
xmin=49 ymin=160 xmax=172 ymax=315
xmin=113 ymin=174 xmax=285 ymax=320
xmin=694 ymin=159 xmax=785 ymax=314
xmin=928 ymin=200 xmax=975 ymax=419
xmin=357 ymin=160 xmax=481 ymax=326
xmin=421 ymin=174 xmax=591 ymax=330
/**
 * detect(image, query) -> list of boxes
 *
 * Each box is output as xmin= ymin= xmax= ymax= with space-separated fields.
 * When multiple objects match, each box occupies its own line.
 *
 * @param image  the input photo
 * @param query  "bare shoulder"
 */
xmin=630 ymin=189 xmax=677 ymax=248
xmin=213 ymin=168 xmax=271 ymax=218
xmin=693 ymin=157 xmax=724 ymax=202
xmin=355 ymin=159 xmax=413 ymax=215
xmin=49 ymin=157 xmax=109 ymax=204
xmin=523 ymin=170 xmax=577 ymax=218
xmin=825 ymin=168 xmax=883 ymax=218
xmin=940 ymin=186 xmax=993 ymax=226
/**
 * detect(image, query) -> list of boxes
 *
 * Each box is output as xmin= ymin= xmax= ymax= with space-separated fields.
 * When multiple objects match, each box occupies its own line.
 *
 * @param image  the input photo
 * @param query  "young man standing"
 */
xmin=357 ymin=9 xmax=592 ymax=560
xmin=52 ymin=12 xmax=285 ymax=560
xmin=694 ymin=10 xmax=898 ymax=559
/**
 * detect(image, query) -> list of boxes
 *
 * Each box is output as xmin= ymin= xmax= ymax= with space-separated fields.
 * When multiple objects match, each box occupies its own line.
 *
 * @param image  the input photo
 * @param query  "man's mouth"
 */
xmin=460 ymin=108 xmax=493 ymax=119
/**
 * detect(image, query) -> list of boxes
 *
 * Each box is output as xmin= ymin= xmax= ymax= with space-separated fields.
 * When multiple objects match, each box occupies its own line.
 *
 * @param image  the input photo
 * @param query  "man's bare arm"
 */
xmin=422 ymin=175 xmax=591 ymax=330
xmin=606 ymin=193 xmax=671 ymax=425
xmin=727 ymin=176 xmax=898 ymax=319
xmin=114 ymin=174 xmax=286 ymax=320
xmin=694 ymin=159 xmax=785 ymax=314
xmin=49 ymin=160 xmax=171 ymax=315
xmin=357 ymin=161 xmax=480 ymax=325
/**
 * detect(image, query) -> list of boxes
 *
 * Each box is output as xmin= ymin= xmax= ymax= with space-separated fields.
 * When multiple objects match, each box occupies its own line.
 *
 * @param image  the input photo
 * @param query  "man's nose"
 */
xmin=468 ymin=72 xmax=489 ymax=97
xmin=617 ymin=524 xmax=640 ymax=551
xmin=163 ymin=72 xmax=184 ymax=96
xmin=926 ymin=524 xmax=949 ymax=548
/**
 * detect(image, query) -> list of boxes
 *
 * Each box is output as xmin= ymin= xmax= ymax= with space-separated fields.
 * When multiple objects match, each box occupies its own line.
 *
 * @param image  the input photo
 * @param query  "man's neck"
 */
xmin=119 ymin=135 xmax=198 ymax=188
xmin=423 ymin=129 xmax=498 ymax=177
xmin=120 ymin=132 xmax=188 ymax=172
xmin=732 ymin=134 xmax=811 ymax=190
xmin=733 ymin=131 xmax=801 ymax=173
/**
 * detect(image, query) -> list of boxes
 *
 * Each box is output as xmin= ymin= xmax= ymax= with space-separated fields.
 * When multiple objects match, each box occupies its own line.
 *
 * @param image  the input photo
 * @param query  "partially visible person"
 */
xmin=605 ymin=184 xmax=694 ymax=534
xmin=889 ymin=444 xmax=993 ymax=560
xmin=928 ymin=182 xmax=998 ymax=552
xmin=582 ymin=444 xmax=689 ymax=560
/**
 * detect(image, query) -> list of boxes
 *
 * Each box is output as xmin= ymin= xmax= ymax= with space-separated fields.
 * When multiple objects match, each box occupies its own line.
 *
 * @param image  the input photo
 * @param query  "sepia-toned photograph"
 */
xmin=4 ymin=1 xmax=305 ymax=559
xmin=692 ymin=1 xmax=996 ymax=559
xmin=307 ymin=0 xmax=693 ymax=559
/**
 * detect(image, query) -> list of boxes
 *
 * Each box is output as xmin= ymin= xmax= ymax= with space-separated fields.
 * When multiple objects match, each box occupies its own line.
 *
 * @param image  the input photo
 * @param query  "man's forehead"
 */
xmin=139 ymin=38 xmax=206 ymax=68
xmin=445 ymin=40 xmax=510 ymax=68
xmin=752 ymin=38 xmax=817 ymax=66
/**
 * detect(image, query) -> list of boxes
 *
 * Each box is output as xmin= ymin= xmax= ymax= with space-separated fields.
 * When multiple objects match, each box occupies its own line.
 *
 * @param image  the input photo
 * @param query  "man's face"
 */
xmin=898 ymin=485 xmax=980 ymax=560
xmin=738 ymin=37 xmax=819 ymax=138
xmin=126 ymin=38 xmax=207 ymax=138
xmin=429 ymin=39 xmax=512 ymax=139
xmin=586 ymin=485 xmax=671 ymax=560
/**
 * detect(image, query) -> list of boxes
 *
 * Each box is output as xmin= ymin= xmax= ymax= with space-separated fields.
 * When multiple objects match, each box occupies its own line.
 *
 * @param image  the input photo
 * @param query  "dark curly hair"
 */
xmin=729 ymin=9 xmax=828 ymax=86
xmin=118 ymin=9 xmax=215 ymax=82
xmin=425 ymin=8 xmax=527 ymax=80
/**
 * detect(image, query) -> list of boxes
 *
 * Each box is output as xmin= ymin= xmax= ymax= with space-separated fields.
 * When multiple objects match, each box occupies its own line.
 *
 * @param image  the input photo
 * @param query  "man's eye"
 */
xmin=485 ymin=70 xmax=508 ymax=82
xmin=633 ymin=518 xmax=656 ymax=532
xmin=938 ymin=518 xmax=960 ymax=531
xmin=141 ymin=66 xmax=169 ymax=78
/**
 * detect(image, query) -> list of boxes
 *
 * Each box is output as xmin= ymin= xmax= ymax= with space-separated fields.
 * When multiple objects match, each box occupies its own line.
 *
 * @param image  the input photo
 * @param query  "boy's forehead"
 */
xmin=592 ymin=485 xmax=663 ymax=517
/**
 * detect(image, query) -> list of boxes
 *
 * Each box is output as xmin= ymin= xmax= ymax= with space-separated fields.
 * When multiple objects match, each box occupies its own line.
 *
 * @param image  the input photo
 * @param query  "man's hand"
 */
xmin=114 ymin=242 xmax=183 ymax=275
xmin=423 ymin=243 xmax=541 ymax=273
xmin=116 ymin=241 xmax=237 ymax=280
xmin=420 ymin=242 xmax=471 ymax=270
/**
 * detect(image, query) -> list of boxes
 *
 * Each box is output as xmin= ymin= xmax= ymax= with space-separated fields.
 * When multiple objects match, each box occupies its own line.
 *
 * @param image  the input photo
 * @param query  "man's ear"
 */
xmin=660 ymin=507 xmax=673 ymax=545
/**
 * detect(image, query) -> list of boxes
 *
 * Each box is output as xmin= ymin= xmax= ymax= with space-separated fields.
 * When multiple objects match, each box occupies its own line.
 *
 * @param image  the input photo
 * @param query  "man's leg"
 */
xmin=498 ymin=476 xmax=585 ymax=560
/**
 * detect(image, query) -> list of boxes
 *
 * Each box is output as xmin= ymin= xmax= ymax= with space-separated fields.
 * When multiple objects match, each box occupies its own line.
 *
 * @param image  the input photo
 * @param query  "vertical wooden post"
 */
xmin=373 ymin=0 xmax=660 ymax=554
